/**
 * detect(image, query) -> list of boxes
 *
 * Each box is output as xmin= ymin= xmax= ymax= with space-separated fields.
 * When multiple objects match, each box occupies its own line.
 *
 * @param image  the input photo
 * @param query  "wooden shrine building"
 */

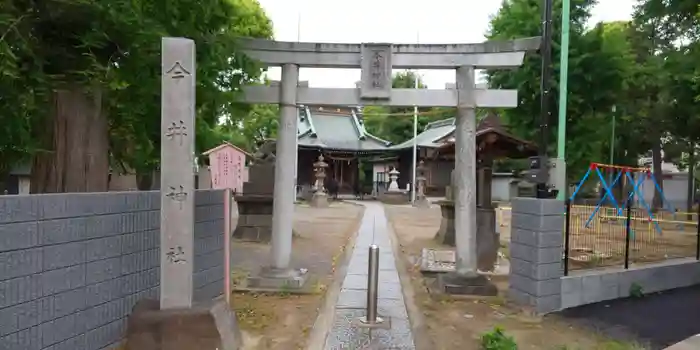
xmin=294 ymin=106 xmax=391 ymax=194
xmin=389 ymin=113 xmax=537 ymax=198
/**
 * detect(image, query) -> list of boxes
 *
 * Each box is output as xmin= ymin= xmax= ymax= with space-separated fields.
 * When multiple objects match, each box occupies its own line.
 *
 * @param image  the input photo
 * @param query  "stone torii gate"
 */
xmin=239 ymin=37 xmax=540 ymax=293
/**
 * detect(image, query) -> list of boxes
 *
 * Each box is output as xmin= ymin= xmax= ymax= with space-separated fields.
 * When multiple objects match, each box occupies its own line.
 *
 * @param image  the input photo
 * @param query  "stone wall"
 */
xmin=0 ymin=189 xmax=225 ymax=350
xmin=508 ymin=198 xmax=564 ymax=314
xmin=561 ymin=258 xmax=700 ymax=309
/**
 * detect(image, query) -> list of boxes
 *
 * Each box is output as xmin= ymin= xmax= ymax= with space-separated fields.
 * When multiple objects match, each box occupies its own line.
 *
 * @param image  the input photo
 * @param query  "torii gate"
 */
xmin=239 ymin=37 xmax=540 ymax=291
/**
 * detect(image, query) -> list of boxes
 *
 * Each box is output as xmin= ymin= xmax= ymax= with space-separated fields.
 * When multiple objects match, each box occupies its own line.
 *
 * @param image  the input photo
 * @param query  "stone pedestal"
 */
xmin=378 ymin=191 xmax=409 ymax=204
xmin=233 ymin=195 xmax=273 ymax=242
xmin=246 ymin=266 xmax=309 ymax=290
xmin=125 ymin=299 xmax=242 ymax=350
xmin=233 ymin=162 xmax=277 ymax=243
xmin=437 ymin=273 xmax=498 ymax=296
xmin=310 ymin=192 xmax=329 ymax=207
xmin=434 ymin=200 xmax=500 ymax=272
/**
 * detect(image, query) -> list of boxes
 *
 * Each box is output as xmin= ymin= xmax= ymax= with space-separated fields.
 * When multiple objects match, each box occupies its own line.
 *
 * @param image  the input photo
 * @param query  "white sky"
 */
xmin=257 ymin=0 xmax=635 ymax=88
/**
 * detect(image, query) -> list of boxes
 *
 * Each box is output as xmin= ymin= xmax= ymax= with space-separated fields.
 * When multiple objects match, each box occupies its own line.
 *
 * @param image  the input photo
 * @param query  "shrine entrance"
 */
xmin=236 ymin=36 xmax=540 ymax=290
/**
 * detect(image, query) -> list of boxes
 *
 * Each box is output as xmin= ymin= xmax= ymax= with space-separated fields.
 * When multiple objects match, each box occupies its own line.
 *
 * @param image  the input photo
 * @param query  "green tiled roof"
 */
xmin=390 ymin=118 xmax=456 ymax=150
xmin=390 ymin=113 xmax=537 ymax=154
xmin=297 ymin=107 xmax=391 ymax=152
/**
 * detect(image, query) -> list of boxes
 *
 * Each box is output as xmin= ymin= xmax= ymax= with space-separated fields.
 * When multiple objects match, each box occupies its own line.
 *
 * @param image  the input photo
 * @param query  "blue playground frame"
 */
xmin=568 ymin=162 xmax=674 ymax=236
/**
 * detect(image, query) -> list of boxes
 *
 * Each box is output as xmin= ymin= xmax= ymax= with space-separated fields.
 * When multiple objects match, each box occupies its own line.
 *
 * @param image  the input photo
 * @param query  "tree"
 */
xmin=486 ymin=0 xmax=632 ymax=182
xmin=0 ymin=0 xmax=272 ymax=193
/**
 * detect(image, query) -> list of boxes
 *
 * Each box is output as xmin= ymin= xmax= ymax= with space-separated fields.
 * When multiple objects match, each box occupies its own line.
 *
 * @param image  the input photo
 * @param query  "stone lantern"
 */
xmin=413 ymin=160 xmax=430 ymax=208
xmin=311 ymin=155 xmax=329 ymax=207
xmin=387 ymin=168 xmax=400 ymax=191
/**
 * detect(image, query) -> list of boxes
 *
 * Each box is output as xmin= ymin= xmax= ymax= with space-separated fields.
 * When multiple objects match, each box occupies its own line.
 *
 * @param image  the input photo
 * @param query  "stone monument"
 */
xmin=413 ymin=160 xmax=431 ymax=208
xmin=378 ymin=167 xmax=409 ymax=204
xmin=232 ymin=141 xmax=276 ymax=243
xmin=310 ymin=155 xmax=329 ymax=208
xmin=126 ymin=37 xmax=242 ymax=350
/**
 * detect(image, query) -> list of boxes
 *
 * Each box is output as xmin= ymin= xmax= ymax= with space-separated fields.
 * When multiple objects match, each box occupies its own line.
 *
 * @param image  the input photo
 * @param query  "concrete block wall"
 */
xmin=0 ymin=189 xmax=225 ymax=350
xmin=561 ymin=258 xmax=700 ymax=308
xmin=508 ymin=198 xmax=565 ymax=314
xmin=193 ymin=190 xmax=226 ymax=302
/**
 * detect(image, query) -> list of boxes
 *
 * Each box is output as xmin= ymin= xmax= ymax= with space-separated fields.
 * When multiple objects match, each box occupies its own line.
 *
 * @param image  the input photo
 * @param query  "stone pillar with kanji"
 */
xmin=310 ymin=155 xmax=329 ymax=208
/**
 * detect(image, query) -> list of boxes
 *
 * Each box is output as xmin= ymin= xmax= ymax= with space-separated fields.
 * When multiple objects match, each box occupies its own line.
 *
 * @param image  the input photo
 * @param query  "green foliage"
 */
xmin=0 ymin=0 xmax=273 ymax=180
xmin=480 ymin=326 xmax=518 ymax=350
xmin=485 ymin=0 xmax=627 ymax=181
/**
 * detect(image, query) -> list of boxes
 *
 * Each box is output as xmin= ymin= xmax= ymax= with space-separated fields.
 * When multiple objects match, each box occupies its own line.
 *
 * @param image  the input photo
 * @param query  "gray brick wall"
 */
xmin=193 ymin=190 xmax=225 ymax=302
xmin=0 ymin=189 xmax=225 ymax=350
xmin=508 ymin=198 xmax=565 ymax=314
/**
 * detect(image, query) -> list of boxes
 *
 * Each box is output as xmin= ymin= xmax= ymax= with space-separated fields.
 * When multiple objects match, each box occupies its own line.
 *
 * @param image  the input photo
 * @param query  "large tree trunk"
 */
xmin=136 ymin=171 xmax=154 ymax=190
xmin=651 ymin=139 xmax=664 ymax=211
xmin=31 ymin=87 xmax=109 ymax=193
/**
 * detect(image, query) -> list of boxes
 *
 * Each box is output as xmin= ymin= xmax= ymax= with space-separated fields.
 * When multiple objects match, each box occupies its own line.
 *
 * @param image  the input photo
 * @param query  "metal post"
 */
xmin=366 ymin=245 xmax=380 ymax=323
xmin=564 ymin=199 xmax=571 ymax=276
xmin=555 ymin=0 xmax=571 ymax=201
xmin=624 ymin=198 xmax=632 ymax=269
xmin=410 ymin=34 xmax=420 ymax=204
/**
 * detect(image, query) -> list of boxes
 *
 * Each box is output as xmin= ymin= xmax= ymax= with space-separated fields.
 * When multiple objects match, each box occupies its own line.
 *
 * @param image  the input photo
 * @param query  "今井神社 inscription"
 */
xmin=360 ymin=43 xmax=392 ymax=100
xmin=165 ymin=120 xmax=188 ymax=145
xmin=166 ymin=61 xmax=191 ymax=79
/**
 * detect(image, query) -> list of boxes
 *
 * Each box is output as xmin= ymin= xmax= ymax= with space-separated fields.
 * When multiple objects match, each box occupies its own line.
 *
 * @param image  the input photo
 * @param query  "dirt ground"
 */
xmin=385 ymin=205 xmax=647 ymax=350
xmin=229 ymin=202 xmax=364 ymax=350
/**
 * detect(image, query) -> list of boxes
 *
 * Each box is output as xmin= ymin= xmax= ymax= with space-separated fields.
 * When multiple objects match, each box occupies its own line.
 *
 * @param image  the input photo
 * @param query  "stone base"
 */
xmin=433 ymin=201 xmax=499 ymax=271
xmin=233 ymin=194 xmax=273 ymax=243
xmin=246 ymin=267 xmax=309 ymax=290
xmin=125 ymin=298 xmax=242 ymax=350
xmin=378 ymin=190 xmax=409 ymax=205
xmin=437 ymin=272 xmax=498 ymax=296
xmin=413 ymin=197 xmax=431 ymax=208
xmin=310 ymin=192 xmax=329 ymax=208
xmin=351 ymin=316 xmax=392 ymax=330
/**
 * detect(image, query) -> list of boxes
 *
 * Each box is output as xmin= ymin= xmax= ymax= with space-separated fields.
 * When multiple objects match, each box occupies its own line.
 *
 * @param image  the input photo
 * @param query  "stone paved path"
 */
xmin=324 ymin=202 xmax=416 ymax=349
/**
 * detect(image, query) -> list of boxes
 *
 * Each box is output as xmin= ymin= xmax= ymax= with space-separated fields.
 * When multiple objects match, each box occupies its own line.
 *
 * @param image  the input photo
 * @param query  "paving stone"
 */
xmin=342 ymin=274 xmax=369 ymax=290
xmin=327 ymin=203 xmax=414 ymax=349
xmin=378 ymin=282 xmax=403 ymax=300
xmin=337 ymin=289 xmax=366 ymax=309
xmin=377 ymin=298 xmax=409 ymax=319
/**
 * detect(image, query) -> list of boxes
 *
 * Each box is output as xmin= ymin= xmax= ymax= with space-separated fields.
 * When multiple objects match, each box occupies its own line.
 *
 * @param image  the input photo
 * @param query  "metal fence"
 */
xmin=563 ymin=201 xmax=700 ymax=275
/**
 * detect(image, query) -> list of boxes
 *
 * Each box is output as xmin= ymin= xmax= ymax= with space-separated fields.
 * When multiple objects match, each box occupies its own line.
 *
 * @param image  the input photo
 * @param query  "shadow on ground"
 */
xmin=558 ymin=285 xmax=700 ymax=349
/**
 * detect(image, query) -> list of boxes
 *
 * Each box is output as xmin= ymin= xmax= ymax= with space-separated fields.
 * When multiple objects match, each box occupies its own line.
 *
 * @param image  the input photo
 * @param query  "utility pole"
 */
xmin=410 ymin=31 xmax=419 ymax=204
xmin=537 ymin=0 xmax=554 ymax=198
xmin=555 ymin=0 xmax=570 ymax=200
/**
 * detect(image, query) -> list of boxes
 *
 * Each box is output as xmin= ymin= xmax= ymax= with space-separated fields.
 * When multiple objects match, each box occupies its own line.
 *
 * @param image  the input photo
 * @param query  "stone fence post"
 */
xmin=508 ymin=197 xmax=564 ymax=314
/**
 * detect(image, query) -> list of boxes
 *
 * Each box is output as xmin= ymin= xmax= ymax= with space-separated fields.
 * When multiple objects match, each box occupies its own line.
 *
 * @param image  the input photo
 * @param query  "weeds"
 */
xmin=480 ymin=326 xmax=518 ymax=350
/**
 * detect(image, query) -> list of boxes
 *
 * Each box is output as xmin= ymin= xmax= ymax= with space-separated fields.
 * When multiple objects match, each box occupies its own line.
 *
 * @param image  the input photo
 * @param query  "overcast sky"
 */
xmin=257 ymin=0 xmax=636 ymax=88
